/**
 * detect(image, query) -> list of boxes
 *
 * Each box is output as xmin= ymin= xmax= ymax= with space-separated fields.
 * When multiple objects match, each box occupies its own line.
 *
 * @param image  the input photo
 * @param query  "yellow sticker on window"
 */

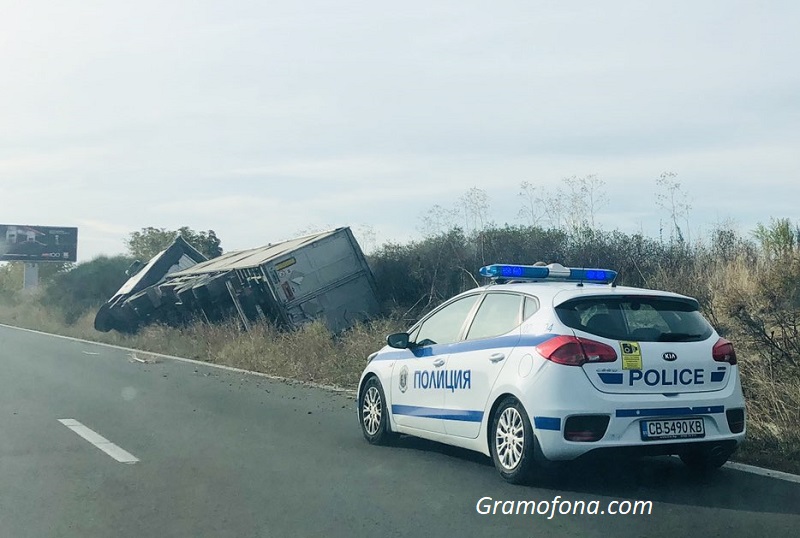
xmin=620 ymin=341 xmax=642 ymax=370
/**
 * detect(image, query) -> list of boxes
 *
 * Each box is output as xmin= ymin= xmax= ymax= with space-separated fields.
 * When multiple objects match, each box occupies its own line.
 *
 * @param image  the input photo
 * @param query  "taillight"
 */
xmin=712 ymin=338 xmax=737 ymax=365
xmin=536 ymin=335 xmax=617 ymax=366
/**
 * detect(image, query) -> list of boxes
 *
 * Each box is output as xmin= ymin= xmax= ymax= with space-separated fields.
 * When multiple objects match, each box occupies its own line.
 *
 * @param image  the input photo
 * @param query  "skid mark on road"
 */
xmin=58 ymin=419 xmax=139 ymax=464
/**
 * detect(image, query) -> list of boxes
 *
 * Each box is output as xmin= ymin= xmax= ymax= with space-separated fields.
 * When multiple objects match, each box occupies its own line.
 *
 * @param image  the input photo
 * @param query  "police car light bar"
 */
xmin=478 ymin=263 xmax=617 ymax=283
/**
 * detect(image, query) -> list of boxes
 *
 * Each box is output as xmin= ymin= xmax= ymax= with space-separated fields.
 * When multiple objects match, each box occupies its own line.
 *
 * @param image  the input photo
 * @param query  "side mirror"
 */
xmin=125 ymin=260 xmax=144 ymax=277
xmin=387 ymin=332 xmax=410 ymax=349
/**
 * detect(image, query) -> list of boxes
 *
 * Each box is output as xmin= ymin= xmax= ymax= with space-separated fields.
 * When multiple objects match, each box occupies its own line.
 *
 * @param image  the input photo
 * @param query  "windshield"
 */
xmin=555 ymin=296 xmax=713 ymax=342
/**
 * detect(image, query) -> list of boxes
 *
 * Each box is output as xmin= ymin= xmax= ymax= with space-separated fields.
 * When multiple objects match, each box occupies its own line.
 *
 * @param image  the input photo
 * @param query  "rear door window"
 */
xmin=555 ymin=296 xmax=712 ymax=342
xmin=465 ymin=293 xmax=523 ymax=340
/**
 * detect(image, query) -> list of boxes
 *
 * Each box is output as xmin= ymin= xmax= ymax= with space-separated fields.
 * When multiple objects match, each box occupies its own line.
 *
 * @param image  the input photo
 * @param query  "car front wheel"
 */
xmin=490 ymin=397 xmax=538 ymax=484
xmin=359 ymin=377 xmax=394 ymax=445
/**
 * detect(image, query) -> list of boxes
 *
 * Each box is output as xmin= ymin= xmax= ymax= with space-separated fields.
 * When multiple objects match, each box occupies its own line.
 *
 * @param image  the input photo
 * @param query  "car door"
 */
xmin=390 ymin=294 xmax=481 ymax=434
xmin=443 ymin=292 xmax=526 ymax=439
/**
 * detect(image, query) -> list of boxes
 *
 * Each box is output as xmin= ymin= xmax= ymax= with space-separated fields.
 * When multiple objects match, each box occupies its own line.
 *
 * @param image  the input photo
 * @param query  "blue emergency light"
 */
xmin=479 ymin=263 xmax=617 ymax=283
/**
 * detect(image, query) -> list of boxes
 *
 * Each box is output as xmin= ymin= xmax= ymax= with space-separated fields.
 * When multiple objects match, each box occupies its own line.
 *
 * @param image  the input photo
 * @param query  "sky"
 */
xmin=1 ymin=0 xmax=798 ymax=261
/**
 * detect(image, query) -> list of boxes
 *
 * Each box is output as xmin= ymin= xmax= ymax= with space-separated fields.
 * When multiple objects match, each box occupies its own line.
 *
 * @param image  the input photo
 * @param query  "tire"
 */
xmin=358 ymin=376 xmax=394 ymax=445
xmin=490 ymin=397 xmax=538 ymax=484
xmin=679 ymin=444 xmax=735 ymax=471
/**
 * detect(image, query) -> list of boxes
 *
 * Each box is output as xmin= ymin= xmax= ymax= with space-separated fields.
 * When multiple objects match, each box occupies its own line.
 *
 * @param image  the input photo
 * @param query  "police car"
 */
xmin=357 ymin=263 xmax=745 ymax=483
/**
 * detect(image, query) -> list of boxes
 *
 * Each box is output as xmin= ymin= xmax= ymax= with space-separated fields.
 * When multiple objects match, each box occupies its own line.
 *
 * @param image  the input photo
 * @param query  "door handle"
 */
xmin=489 ymin=352 xmax=506 ymax=363
xmin=433 ymin=358 xmax=445 ymax=367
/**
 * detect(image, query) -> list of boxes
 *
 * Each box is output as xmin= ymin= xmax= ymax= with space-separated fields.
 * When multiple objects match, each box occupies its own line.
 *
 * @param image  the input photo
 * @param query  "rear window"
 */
xmin=554 ymin=296 xmax=713 ymax=342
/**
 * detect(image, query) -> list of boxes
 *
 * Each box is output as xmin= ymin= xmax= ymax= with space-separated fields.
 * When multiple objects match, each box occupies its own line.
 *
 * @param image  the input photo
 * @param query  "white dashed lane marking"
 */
xmin=58 ymin=419 xmax=139 ymax=464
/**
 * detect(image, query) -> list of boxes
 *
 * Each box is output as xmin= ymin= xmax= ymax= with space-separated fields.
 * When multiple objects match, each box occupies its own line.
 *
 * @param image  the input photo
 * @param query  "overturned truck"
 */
xmin=95 ymin=227 xmax=380 ymax=334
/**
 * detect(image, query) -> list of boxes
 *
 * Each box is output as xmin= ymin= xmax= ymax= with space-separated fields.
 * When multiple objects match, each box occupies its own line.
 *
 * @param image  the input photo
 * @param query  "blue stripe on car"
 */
xmin=391 ymin=405 xmax=484 ymax=422
xmin=533 ymin=416 xmax=561 ymax=431
xmin=598 ymin=373 xmax=624 ymax=384
xmin=373 ymin=333 xmax=557 ymax=361
xmin=710 ymin=371 xmax=725 ymax=382
xmin=616 ymin=406 xmax=724 ymax=418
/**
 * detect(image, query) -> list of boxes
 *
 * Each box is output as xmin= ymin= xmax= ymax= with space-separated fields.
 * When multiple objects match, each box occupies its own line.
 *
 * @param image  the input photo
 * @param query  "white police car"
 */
xmin=357 ymin=263 xmax=746 ymax=483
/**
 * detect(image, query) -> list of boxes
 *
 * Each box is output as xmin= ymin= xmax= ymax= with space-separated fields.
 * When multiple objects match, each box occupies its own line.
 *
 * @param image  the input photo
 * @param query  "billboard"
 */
xmin=0 ymin=224 xmax=78 ymax=262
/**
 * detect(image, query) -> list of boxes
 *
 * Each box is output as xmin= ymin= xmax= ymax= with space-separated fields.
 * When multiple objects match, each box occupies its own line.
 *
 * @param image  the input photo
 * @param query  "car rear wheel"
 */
xmin=679 ymin=444 xmax=735 ymax=470
xmin=490 ymin=397 xmax=538 ymax=484
xmin=359 ymin=377 xmax=394 ymax=445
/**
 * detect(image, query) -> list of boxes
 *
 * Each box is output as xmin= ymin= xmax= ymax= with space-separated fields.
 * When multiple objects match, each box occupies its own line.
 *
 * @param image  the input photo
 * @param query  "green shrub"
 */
xmin=45 ymin=255 xmax=133 ymax=324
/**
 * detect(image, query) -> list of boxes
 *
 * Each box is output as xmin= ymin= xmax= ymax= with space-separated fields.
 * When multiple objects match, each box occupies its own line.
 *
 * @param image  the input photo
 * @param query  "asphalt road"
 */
xmin=1 ymin=324 xmax=798 ymax=538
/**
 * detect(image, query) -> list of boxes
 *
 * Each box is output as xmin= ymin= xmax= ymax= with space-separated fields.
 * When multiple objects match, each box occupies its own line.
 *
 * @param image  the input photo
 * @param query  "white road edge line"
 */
xmin=0 ymin=323 xmax=357 ymax=397
xmin=6 ymin=323 xmax=799 ymax=484
xmin=723 ymin=461 xmax=800 ymax=484
xmin=58 ymin=419 xmax=139 ymax=464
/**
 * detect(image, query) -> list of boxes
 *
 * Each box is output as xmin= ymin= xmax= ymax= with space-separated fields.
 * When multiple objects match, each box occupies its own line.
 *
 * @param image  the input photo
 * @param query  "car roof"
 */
xmin=464 ymin=281 xmax=694 ymax=307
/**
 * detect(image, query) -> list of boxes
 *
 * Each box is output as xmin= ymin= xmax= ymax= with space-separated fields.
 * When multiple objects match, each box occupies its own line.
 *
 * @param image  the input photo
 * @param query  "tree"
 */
xmin=458 ymin=187 xmax=490 ymax=235
xmin=517 ymin=181 xmax=544 ymax=227
xmin=46 ymin=255 xmax=134 ymax=324
xmin=530 ymin=175 xmax=606 ymax=232
xmin=753 ymin=218 xmax=797 ymax=260
xmin=539 ymin=187 xmax=566 ymax=229
xmin=354 ymin=224 xmax=378 ymax=254
xmin=562 ymin=174 xmax=608 ymax=232
xmin=0 ymin=263 xmax=22 ymax=300
xmin=579 ymin=174 xmax=608 ymax=229
xmin=0 ymin=261 xmax=71 ymax=299
xmin=419 ymin=204 xmax=459 ymax=238
xmin=655 ymin=172 xmax=691 ymax=244
xmin=125 ymin=227 xmax=223 ymax=261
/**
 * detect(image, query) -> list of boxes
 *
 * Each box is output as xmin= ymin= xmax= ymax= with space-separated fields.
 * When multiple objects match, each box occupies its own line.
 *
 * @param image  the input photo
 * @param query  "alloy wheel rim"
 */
xmin=362 ymin=386 xmax=382 ymax=436
xmin=495 ymin=407 xmax=525 ymax=470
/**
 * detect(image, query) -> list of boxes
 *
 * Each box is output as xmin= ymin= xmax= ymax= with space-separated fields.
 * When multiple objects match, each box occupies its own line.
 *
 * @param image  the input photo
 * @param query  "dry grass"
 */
xmin=735 ymin=353 xmax=800 ymax=473
xmin=699 ymin=257 xmax=800 ymax=473
xmin=0 ymin=299 xmax=403 ymax=388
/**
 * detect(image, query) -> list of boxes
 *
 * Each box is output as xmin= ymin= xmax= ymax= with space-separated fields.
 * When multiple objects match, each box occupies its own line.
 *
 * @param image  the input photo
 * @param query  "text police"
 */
xmin=413 ymin=369 xmax=472 ymax=392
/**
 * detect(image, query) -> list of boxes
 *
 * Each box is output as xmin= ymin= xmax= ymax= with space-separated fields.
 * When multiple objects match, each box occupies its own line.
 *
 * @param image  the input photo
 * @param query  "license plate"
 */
xmin=640 ymin=418 xmax=705 ymax=441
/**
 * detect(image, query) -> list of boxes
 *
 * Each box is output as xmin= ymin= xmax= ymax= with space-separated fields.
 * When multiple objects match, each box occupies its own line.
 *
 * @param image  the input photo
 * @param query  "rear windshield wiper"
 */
xmin=657 ymin=333 xmax=706 ymax=342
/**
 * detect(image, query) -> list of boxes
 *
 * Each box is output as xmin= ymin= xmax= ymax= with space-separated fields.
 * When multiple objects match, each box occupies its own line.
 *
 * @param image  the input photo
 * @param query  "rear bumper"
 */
xmin=571 ymin=439 xmax=739 ymax=463
xmin=520 ymin=363 xmax=746 ymax=461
